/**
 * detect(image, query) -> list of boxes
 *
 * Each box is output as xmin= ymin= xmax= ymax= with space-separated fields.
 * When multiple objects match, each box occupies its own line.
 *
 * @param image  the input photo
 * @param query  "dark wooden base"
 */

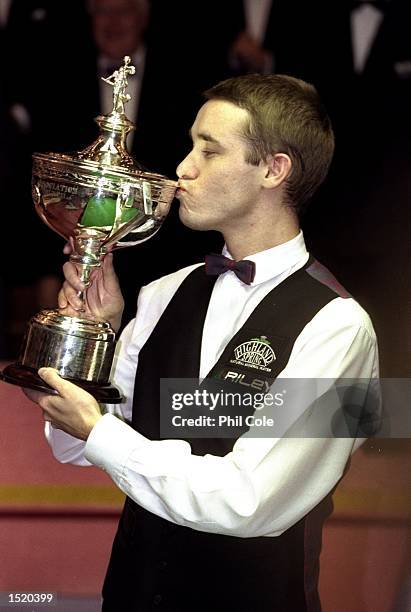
xmin=0 ymin=362 xmax=123 ymax=403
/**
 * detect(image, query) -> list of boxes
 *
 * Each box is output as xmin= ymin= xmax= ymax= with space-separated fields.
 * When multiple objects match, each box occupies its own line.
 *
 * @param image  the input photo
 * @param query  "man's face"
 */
xmin=176 ymin=100 xmax=266 ymax=234
xmin=91 ymin=0 xmax=148 ymax=60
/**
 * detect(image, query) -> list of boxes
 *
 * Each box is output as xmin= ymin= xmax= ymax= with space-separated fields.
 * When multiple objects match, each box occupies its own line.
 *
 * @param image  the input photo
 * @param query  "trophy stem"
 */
xmin=70 ymin=232 xmax=106 ymax=311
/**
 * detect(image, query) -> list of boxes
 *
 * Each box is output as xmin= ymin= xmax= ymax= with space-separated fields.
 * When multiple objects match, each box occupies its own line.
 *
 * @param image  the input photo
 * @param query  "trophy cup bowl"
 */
xmin=0 ymin=57 xmax=177 ymax=402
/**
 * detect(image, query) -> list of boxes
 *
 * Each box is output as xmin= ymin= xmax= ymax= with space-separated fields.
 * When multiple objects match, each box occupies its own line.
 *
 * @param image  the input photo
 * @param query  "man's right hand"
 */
xmin=58 ymin=252 xmax=124 ymax=333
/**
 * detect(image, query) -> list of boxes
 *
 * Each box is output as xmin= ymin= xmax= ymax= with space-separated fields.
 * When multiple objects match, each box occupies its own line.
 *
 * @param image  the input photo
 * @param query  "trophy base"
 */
xmin=0 ymin=363 xmax=123 ymax=403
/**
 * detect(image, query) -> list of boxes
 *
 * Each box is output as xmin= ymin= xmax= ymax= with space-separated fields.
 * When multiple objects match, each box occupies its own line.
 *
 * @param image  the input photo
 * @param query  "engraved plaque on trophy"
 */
xmin=0 ymin=57 xmax=177 ymax=402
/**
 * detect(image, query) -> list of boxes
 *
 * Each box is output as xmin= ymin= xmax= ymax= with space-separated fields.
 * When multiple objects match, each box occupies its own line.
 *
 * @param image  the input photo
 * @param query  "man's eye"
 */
xmin=202 ymin=150 xmax=216 ymax=158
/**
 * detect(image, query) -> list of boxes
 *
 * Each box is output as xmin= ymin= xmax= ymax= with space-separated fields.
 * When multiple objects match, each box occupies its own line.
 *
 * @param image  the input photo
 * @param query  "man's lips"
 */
xmin=176 ymin=186 xmax=187 ymax=197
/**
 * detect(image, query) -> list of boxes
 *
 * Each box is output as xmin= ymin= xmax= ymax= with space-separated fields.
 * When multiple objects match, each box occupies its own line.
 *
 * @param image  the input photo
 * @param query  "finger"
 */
xmin=57 ymin=288 xmax=68 ymax=309
xmin=101 ymin=253 xmax=121 ymax=292
xmin=58 ymin=304 xmax=83 ymax=318
xmin=42 ymin=409 xmax=52 ymax=423
xmin=38 ymin=368 xmax=73 ymax=398
xmin=23 ymin=387 xmax=48 ymax=404
xmin=61 ymin=280 xmax=83 ymax=311
xmin=37 ymin=393 xmax=61 ymax=421
xmin=87 ymin=253 xmax=119 ymax=296
xmin=38 ymin=368 xmax=92 ymax=404
xmin=101 ymin=252 xmax=117 ymax=279
xmin=62 ymin=261 xmax=85 ymax=291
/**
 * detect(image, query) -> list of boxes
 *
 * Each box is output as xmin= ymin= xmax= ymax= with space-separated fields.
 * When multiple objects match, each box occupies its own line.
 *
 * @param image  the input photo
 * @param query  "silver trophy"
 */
xmin=1 ymin=57 xmax=177 ymax=402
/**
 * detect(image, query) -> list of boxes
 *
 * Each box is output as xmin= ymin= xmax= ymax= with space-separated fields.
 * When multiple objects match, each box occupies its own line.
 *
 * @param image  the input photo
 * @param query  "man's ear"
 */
xmin=263 ymin=153 xmax=292 ymax=189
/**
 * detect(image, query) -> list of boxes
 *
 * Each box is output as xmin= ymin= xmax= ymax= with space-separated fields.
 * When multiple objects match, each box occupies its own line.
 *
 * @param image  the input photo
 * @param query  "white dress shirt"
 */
xmin=46 ymin=232 xmax=379 ymax=537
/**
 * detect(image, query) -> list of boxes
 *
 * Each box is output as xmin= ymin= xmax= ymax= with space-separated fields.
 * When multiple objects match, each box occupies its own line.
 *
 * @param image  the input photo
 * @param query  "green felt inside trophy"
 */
xmin=81 ymin=195 xmax=138 ymax=227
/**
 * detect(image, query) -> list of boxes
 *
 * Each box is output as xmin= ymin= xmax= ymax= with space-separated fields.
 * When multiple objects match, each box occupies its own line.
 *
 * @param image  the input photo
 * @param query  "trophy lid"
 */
xmin=70 ymin=55 xmax=143 ymax=171
xmin=32 ymin=55 xmax=174 ymax=185
xmin=32 ymin=309 xmax=115 ymax=341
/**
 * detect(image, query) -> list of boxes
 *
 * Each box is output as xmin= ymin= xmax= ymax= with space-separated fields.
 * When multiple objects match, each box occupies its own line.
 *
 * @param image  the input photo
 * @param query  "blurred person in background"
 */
xmin=3 ymin=0 xmax=92 ymax=355
xmin=228 ymin=0 xmax=411 ymax=378
xmin=303 ymin=0 xmax=411 ymax=378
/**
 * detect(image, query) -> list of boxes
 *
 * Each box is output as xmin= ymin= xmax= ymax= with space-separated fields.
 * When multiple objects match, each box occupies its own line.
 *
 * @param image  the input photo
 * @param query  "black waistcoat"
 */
xmin=102 ymin=257 xmax=349 ymax=612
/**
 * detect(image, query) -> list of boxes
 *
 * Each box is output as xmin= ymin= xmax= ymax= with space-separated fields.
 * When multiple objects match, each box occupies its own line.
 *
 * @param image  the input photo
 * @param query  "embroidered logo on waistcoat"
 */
xmin=230 ymin=336 xmax=276 ymax=373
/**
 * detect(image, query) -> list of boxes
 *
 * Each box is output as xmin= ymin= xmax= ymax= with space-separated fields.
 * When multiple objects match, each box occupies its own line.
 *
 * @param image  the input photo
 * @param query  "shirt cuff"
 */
xmin=85 ymin=413 xmax=148 ymax=479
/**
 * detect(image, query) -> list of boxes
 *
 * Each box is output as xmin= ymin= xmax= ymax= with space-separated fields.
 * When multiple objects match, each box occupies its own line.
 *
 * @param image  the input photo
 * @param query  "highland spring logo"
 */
xmin=230 ymin=336 xmax=276 ymax=372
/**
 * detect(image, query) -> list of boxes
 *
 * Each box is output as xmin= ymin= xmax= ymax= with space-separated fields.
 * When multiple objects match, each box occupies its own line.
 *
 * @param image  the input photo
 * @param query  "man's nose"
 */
xmin=176 ymin=152 xmax=198 ymax=180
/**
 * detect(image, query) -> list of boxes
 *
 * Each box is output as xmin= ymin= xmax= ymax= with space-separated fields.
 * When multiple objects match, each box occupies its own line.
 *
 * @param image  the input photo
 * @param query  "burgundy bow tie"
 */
xmin=205 ymin=253 xmax=256 ymax=285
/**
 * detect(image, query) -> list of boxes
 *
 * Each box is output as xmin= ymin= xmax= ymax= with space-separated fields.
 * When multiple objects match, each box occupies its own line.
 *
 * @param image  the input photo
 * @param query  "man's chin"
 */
xmin=178 ymin=204 xmax=195 ymax=228
xmin=178 ymin=206 xmax=211 ymax=232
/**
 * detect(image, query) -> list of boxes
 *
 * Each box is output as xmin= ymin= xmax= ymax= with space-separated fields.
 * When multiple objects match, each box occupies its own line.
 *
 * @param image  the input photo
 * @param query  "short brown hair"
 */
xmin=204 ymin=74 xmax=335 ymax=213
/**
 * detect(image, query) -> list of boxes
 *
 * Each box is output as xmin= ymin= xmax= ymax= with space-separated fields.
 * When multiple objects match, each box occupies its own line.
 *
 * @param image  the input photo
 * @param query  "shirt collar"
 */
xmin=222 ymin=230 xmax=309 ymax=286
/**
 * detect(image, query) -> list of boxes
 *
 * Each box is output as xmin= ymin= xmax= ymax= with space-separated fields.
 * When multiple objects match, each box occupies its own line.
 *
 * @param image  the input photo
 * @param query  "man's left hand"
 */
xmin=27 ymin=368 xmax=103 ymax=440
